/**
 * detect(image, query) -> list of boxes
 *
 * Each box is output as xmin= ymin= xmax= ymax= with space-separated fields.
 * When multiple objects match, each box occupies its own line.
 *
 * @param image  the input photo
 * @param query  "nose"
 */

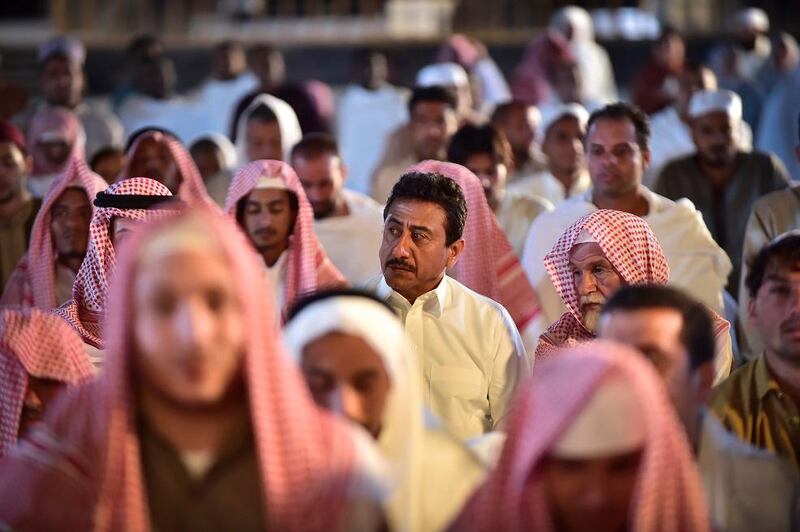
xmin=330 ymin=385 xmax=366 ymax=425
xmin=576 ymin=271 xmax=597 ymax=296
xmin=174 ymin=299 xmax=213 ymax=353
xmin=391 ymin=230 xmax=413 ymax=259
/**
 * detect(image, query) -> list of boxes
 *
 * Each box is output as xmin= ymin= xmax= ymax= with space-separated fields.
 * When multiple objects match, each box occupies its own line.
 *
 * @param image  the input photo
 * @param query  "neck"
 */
xmin=58 ymin=254 xmax=84 ymax=274
xmin=261 ymin=243 xmax=288 ymax=268
xmin=551 ymin=166 xmax=581 ymax=194
xmin=331 ymin=195 xmax=350 ymax=218
xmin=513 ymin=149 xmax=530 ymax=170
xmin=139 ymin=385 xmax=249 ymax=454
xmin=0 ymin=190 xmax=30 ymax=219
xmin=765 ymin=350 xmax=800 ymax=407
xmin=591 ymin=188 xmax=650 ymax=217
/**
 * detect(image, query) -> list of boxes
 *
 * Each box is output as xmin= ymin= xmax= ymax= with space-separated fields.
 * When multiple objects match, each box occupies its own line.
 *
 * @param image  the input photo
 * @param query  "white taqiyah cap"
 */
xmin=552 ymin=375 xmax=646 ymax=458
xmin=538 ymin=103 xmax=589 ymax=139
xmin=688 ymin=89 xmax=742 ymax=122
xmin=254 ymin=176 xmax=288 ymax=190
xmin=416 ymin=62 xmax=469 ymax=89
xmin=735 ymin=7 xmax=769 ymax=32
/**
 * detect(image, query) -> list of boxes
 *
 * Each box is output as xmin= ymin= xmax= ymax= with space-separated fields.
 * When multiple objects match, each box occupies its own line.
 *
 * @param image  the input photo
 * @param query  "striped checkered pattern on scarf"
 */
xmin=16 ymin=156 xmax=108 ymax=309
xmin=121 ymin=131 xmax=217 ymax=209
xmin=224 ymin=159 xmax=346 ymax=315
xmin=12 ymin=209 xmax=356 ymax=531
xmin=409 ymin=160 xmax=541 ymax=330
xmin=536 ymin=209 xmax=669 ymax=358
xmin=0 ymin=308 xmax=93 ymax=456
xmin=451 ymin=340 xmax=710 ymax=532
xmin=54 ymin=178 xmax=176 ymax=348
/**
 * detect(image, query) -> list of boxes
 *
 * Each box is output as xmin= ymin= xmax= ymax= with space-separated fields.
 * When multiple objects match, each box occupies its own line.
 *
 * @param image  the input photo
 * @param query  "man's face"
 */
xmin=92 ymin=152 xmax=124 ymax=183
xmin=586 ymin=118 xmax=649 ymax=200
xmin=133 ymin=242 xmax=246 ymax=409
xmin=129 ymin=138 xmax=181 ymax=194
xmin=750 ymin=266 xmax=800 ymax=363
xmin=301 ymin=332 xmax=391 ymax=438
xmin=540 ymin=449 xmax=642 ymax=532
xmin=111 ymin=217 xmax=142 ymax=249
xmin=0 ymin=142 xmax=30 ymax=204
xmin=191 ymin=146 xmax=224 ymax=181
xmin=676 ymin=68 xmax=717 ymax=117
xmin=36 ymin=140 xmax=71 ymax=169
xmin=380 ymin=199 xmax=462 ymax=302
xmin=542 ymin=116 xmax=584 ymax=176
xmin=464 ymin=152 xmax=507 ymax=211
xmin=496 ymin=106 xmax=537 ymax=158
xmin=599 ymin=308 xmax=702 ymax=431
xmin=691 ymin=112 xmax=738 ymax=168
xmin=50 ymin=187 xmax=91 ymax=262
xmin=569 ymin=242 xmax=624 ymax=333
xmin=410 ymin=101 xmax=458 ymax=161
xmin=294 ymin=153 xmax=346 ymax=219
xmin=245 ymin=119 xmax=283 ymax=162
xmin=248 ymin=49 xmax=285 ymax=88
xmin=18 ymin=377 xmax=64 ymax=438
xmin=40 ymin=56 xmax=83 ymax=107
xmin=212 ymin=44 xmax=246 ymax=80
xmin=241 ymin=188 xmax=296 ymax=256
xmin=551 ymin=63 xmax=581 ymax=104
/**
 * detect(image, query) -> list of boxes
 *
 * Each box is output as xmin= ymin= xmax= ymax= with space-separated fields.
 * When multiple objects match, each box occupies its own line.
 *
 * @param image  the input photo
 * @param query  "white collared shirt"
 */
xmin=263 ymin=251 xmax=288 ymax=311
xmin=363 ymin=274 xmax=530 ymax=441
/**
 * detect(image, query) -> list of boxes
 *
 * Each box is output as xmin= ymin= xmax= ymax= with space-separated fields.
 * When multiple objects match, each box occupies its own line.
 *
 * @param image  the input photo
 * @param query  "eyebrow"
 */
xmin=588 ymin=141 xmax=634 ymax=150
xmin=386 ymin=216 xmax=433 ymax=234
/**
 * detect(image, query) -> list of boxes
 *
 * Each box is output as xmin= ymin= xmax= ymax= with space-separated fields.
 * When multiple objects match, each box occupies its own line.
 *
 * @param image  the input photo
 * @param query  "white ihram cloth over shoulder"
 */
xmin=188 ymin=72 xmax=259 ymax=136
xmin=314 ymin=189 xmax=384 ymax=284
xmin=337 ymin=84 xmax=408 ymax=195
xmin=284 ymin=295 xmax=486 ymax=532
xmin=507 ymin=168 xmax=591 ymax=206
xmin=361 ymin=274 xmax=530 ymax=442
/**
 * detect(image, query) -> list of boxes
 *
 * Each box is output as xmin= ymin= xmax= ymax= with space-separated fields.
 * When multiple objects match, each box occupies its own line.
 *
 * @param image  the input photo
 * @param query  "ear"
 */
xmin=446 ymin=238 xmax=465 ymax=269
xmin=691 ymin=361 xmax=714 ymax=405
xmin=23 ymin=154 xmax=33 ymax=175
xmin=747 ymin=296 xmax=758 ymax=320
xmin=641 ymin=147 xmax=651 ymax=171
xmin=340 ymin=161 xmax=348 ymax=184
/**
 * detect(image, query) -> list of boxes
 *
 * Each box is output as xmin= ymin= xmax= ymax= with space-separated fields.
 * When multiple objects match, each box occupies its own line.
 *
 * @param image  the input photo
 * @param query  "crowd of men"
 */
xmin=0 ymin=5 xmax=798 ymax=531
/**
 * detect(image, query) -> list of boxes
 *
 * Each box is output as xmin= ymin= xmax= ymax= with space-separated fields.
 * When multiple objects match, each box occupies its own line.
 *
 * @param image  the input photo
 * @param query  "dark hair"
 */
xmin=383 ymin=171 xmax=466 ymax=246
xmin=601 ymin=284 xmax=715 ymax=371
xmin=235 ymin=189 xmax=298 ymax=228
xmin=290 ymin=133 xmax=339 ymax=162
xmin=408 ymin=85 xmax=457 ymax=115
xmin=745 ymin=234 xmax=800 ymax=299
xmin=657 ymin=25 xmax=683 ymax=45
xmin=490 ymin=100 xmax=530 ymax=125
xmin=189 ymin=138 xmax=221 ymax=156
xmin=89 ymin=145 xmax=124 ymax=169
xmin=247 ymin=103 xmax=278 ymax=125
xmin=447 ymin=124 xmax=513 ymax=169
xmin=287 ymin=288 xmax=396 ymax=322
xmin=587 ymin=102 xmax=651 ymax=151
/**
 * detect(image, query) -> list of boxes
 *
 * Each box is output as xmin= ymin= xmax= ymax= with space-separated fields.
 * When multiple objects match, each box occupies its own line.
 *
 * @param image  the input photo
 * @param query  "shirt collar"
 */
xmin=377 ymin=274 xmax=448 ymax=317
xmin=755 ymin=354 xmax=784 ymax=400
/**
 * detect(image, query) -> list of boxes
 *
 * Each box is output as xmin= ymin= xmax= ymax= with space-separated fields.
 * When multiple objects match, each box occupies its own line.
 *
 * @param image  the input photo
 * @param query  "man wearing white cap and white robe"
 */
xmin=655 ymin=89 xmax=791 ymax=296
xmin=507 ymin=103 xmax=591 ymax=206
xmin=733 ymin=8 xmax=772 ymax=82
xmin=522 ymin=102 xmax=732 ymax=334
xmin=646 ymin=63 xmax=753 ymax=187
xmin=337 ymin=50 xmax=408 ymax=196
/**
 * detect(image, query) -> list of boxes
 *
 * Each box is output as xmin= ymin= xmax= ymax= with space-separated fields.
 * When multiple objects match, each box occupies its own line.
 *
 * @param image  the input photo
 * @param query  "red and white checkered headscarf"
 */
xmin=0 ymin=209 xmax=356 ymax=531
xmin=121 ymin=130 xmax=216 ymax=208
xmin=409 ymin=160 xmax=541 ymax=330
xmin=0 ymin=308 xmax=93 ymax=457
xmin=28 ymin=107 xmax=85 ymax=176
xmin=536 ymin=210 xmax=669 ymax=357
xmin=224 ymin=159 xmax=346 ymax=315
xmin=55 ymin=178 xmax=177 ymax=348
xmin=5 ymin=156 xmax=107 ymax=309
xmin=451 ymin=340 xmax=710 ymax=532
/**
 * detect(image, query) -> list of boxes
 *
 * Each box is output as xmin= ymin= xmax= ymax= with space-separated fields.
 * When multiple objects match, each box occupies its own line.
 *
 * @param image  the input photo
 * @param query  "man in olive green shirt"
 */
xmin=0 ymin=120 xmax=37 ymax=291
xmin=710 ymin=233 xmax=800 ymax=468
